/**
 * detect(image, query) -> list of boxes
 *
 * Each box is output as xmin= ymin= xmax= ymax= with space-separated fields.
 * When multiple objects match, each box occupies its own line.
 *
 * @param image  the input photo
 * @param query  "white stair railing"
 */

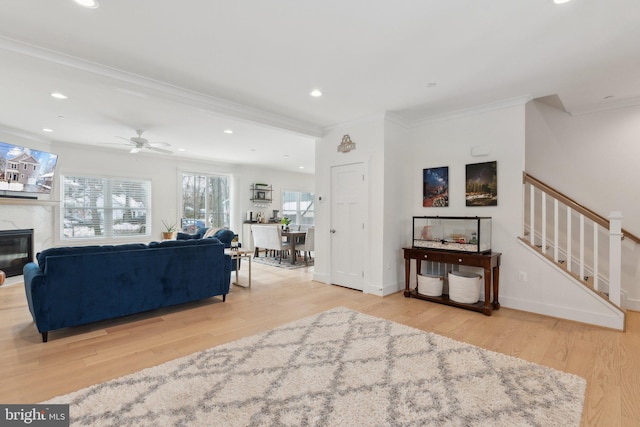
xmin=609 ymin=212 xmax=623 ymax=306
xmin=522 ymin=173 xmax=638 ymax=306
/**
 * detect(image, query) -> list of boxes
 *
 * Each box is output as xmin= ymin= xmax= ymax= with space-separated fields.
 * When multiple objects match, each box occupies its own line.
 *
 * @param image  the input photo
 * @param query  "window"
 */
xmin=62 ymin=175 xmax=151 ymax=239
xmin=181 ymin=172 xmax=230 ymax=232
xmin=282 ymin=190 xmax=314 ymax=225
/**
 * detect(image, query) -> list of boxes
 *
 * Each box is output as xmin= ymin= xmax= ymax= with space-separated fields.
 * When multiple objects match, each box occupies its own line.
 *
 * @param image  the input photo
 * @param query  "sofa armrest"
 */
xmin=23 ymin=262 xmax=48 ymax=334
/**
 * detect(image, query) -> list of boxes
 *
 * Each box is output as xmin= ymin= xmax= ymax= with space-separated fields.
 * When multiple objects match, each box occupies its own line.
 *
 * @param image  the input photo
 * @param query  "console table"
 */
xmin=403 ymin=247 xmax=501 ymax=315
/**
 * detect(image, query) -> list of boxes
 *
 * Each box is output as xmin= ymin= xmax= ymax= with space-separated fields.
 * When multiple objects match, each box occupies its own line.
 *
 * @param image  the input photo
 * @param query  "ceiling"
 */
xmin=1 ymin=1 xmax=639 ymax=174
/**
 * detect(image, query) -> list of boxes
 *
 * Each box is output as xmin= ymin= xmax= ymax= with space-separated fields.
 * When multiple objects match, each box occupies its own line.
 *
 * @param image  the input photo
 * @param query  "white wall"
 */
xmin=405 ymin=102 xmax=623 ymax=328
xmin=526 ymin=100 xmax=640 ymax=311
xmin=526 ymin=101 xmax=640 ymax=236
xmin=383 ymin=117 xmax=411 ymax=293
xmin=407 ymin=104 xmax=526 ymax=294
xmin=0 ymin=135 xmax=313 ymax=284
xmin=312 ymin=103 xmax=623 ymax=328
xmin=314 ymin=115 xmax=386 ymax=293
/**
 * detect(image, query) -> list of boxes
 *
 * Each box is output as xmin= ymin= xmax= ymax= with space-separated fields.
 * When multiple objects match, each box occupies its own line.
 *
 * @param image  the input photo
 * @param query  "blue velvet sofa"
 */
xmin=23 ymin=238 xmax=231 ymax=342
xmin=177 ymin=227 xmax=241 ymax=269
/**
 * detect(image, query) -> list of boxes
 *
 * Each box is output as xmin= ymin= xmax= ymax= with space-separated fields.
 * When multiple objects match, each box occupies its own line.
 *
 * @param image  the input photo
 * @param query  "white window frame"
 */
xmin=282 ymin=189 xmax=315 ymax=226
xmin=61 ymin=174 xmax=151 ymax=240
xmin=179 ymin=171 xmax=231 ymax=232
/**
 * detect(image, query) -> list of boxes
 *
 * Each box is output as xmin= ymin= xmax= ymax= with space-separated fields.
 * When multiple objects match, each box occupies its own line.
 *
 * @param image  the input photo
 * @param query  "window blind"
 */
xmin=62 ymin=175 xmax=151 ymax=239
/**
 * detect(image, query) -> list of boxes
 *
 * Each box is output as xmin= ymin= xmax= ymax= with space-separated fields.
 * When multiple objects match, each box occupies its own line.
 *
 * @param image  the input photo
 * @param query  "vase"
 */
xmin=162 ymin=231 xmax=176 ymax=240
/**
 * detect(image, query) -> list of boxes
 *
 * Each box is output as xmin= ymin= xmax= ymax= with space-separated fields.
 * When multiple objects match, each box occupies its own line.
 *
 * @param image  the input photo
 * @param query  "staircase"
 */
xmin=521 ymin=173 xmax=638 ymax=326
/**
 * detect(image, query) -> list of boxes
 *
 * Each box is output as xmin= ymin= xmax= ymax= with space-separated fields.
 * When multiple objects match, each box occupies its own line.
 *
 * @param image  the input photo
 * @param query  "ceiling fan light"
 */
xmin=74 ymin=0 xmax=99 ymax=8
xmin=130 ymin=147 xmax=140 ymax=154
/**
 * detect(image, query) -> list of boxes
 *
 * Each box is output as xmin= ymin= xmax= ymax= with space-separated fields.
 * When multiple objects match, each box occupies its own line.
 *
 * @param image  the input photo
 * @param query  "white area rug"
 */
xmin=46 ymin=307 xmax=586 ymax=426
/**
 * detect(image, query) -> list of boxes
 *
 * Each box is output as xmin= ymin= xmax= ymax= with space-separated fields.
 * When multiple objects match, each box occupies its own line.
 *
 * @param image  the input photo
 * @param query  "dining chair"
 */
xmin=251 ymin=224 xmax=290 ymax=263
xmin=297 ymin=226 xmax=315 ymax=264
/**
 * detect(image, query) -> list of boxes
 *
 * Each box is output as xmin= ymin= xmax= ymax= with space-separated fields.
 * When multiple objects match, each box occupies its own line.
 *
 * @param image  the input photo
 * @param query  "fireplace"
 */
xmin=0 ymin=229 xmax=34 ymax=277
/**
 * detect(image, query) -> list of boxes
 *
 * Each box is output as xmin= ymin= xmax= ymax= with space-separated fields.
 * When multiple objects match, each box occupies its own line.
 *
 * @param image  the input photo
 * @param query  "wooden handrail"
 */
xmin=523 ymin=172 xmax=640 ymax=244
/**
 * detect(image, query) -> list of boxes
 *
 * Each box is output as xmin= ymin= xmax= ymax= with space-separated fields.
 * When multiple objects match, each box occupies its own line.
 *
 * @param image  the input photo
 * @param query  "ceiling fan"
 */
xmin=113 ymin=130 xmax=173 ymax=154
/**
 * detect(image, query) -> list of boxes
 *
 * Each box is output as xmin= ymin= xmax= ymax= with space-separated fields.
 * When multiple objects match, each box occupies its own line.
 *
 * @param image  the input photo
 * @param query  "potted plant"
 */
xmin=161 ymin=220 xmax=177 ymax=240
xmin=280 ymin=217 xmax=291 ymax=232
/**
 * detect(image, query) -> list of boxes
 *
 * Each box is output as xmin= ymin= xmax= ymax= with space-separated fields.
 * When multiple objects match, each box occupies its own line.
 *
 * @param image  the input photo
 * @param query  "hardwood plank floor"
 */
xmin=1 ymin=262 xmax=639 ymax=426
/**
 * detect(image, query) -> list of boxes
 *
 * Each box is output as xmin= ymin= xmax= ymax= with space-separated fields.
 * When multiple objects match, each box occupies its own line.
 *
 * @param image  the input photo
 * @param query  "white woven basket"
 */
xmin=417 ymin=274 xmax=444 ymax=296
xmin=448 ymin=271 xmax=482 ymax=303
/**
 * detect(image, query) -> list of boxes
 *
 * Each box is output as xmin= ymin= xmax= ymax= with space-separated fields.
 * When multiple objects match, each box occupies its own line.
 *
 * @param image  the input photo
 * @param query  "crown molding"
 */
xmin=0 ymin=36 xmax=323 ymax=138
xmin=321 ymin=112 xmax=388 ymax=134
xmin=0 ymin=125 xmax=53 ymax=145
xmin=384 ymin=112 xmax=411 ymax=128
xmin=565 ymin=96 xmax=640 ymax=116
xmin=409 ymin=95 xmax=533 ymax=127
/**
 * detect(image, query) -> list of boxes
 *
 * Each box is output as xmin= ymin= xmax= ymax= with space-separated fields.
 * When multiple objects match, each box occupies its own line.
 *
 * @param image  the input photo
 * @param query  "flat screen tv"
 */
xmin=0 ymin=141 xmax=58 ymax=195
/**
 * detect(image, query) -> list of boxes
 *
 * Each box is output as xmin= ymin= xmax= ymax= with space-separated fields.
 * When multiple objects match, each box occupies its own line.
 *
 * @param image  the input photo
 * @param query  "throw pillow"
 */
xmin=203 ymin=227 xmax=222 ymax=239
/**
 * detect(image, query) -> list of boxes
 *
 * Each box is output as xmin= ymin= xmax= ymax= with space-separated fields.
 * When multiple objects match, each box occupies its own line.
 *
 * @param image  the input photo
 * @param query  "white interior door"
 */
xmin=330 ymin=162 xmax=365 ymax=290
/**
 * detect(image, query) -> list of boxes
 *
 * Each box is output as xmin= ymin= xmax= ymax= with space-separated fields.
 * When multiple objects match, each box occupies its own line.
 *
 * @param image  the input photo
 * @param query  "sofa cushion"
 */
xmin=176 ymin=232 xmax=198 ymax=240
xmin=176 ymin=227 xmax=212 ymax=240
xmin=36 ymin=243 xmax=148 ymax=271
xmin=213 ymin=228 xmax=236 ymax=247
xmin=148 ymin=238 xmax=221 ymax=249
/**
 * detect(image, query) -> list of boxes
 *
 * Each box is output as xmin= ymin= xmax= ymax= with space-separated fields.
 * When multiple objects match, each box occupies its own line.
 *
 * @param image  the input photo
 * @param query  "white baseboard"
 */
xmin=500 ymin=295 xmax=625 ymax=330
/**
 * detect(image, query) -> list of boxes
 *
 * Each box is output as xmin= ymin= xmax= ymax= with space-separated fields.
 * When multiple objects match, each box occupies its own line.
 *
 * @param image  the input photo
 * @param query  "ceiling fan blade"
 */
xmin=148 ymin=146 xmax=173 ymax=155
xmin=115 ymin=136 xmax=133 ymax=143
xmin=98 ymin=142 xmax=131 ymax=146
xmin=148 ymin=141 xmax=170 ymax=148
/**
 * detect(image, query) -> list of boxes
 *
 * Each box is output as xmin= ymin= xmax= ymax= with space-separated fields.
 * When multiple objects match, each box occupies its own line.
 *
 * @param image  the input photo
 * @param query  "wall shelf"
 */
xmin=250 ymin=184 xmax=272 ymax=203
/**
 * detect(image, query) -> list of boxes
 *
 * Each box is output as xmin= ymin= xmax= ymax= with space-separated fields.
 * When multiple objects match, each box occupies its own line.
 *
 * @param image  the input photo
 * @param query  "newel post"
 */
xmin=608 ymin=211 xmax=623 ymax=306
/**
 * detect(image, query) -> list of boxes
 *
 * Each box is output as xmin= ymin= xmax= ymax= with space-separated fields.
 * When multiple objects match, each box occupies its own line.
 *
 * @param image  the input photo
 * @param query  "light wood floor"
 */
xmin=1 ymin=263 xmax=639 ymax=426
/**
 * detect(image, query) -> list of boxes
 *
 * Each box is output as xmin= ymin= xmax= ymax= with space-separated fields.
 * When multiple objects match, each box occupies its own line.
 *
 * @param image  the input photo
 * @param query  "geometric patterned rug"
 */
xmin=44 ymin=307 xmax=586 ymax=426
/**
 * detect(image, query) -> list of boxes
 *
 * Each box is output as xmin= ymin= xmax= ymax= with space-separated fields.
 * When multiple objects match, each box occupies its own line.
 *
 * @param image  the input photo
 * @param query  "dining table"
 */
xmin=281 ymin=230 xmax=307 ymax=265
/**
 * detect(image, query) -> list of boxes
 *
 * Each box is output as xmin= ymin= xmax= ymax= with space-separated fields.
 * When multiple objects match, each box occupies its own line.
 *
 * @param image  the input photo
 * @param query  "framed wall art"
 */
xmin=465 ymin=161 xmax=497 ymax=206
xmin=423 ymin=166 xmax=449 ymax=207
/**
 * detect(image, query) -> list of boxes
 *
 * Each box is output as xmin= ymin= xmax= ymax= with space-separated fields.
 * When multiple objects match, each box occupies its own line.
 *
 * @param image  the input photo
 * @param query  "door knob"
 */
xmin=330 ymin=229 xmax=336 ymax=234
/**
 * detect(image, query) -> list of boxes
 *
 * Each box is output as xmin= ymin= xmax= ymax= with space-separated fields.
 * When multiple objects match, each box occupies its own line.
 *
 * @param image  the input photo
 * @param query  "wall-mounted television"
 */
xmin=0 ymin=141 xmax=58 ymax=195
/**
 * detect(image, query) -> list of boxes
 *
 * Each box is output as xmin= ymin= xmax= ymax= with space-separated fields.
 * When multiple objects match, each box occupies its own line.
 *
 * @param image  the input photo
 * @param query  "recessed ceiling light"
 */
xmin=74 ymin=0 xmax=99 ymax=9
xmin=223 ymin=129 xmax=233 ymax=134
xmin=177 ymin=148 xmax=186 ymax=152
xmin=299 ymin=166 xmax=305 ymax=169
xmin=42 ymin=128 xmax=53 ymax=133
xmin=51 ymin=92 xmax=68 ymax=100
xmin=553 ymin=0 xmax=571 ymax=4
xmin=310 ymin=89 xmax=322 ymax=97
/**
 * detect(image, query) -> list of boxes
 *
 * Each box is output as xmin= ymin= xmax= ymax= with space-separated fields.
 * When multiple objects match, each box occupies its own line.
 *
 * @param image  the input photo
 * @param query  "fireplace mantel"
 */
xmin=0 ymin=198 xmax=59 ymax=206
